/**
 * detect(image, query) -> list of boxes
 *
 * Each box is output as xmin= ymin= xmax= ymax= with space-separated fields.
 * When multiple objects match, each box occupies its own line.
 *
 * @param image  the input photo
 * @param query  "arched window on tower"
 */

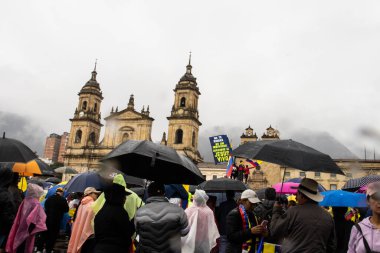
xmin=175 ymin=129 xmax=183 ymax=144
xmin=75 ymin=130 xmax=82 ymax=143
xmin=122 ymin=133 xmax=129 ymax=142
xmin=94 ymin=103 xmax=97 ymax=113
xmin=88 ymin=132 xmax=96 ymax=145
xmin=82 ymin=101 xmax=88 ymax=110
xmin=192 ymin=131 xmax=196 ymax=147
xmin=180 ymin=97 xmax=186 ymax=107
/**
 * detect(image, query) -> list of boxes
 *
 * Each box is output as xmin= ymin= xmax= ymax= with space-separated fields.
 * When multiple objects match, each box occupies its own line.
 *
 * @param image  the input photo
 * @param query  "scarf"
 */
xmin=239 ymin=204 xmax=253 ymax=252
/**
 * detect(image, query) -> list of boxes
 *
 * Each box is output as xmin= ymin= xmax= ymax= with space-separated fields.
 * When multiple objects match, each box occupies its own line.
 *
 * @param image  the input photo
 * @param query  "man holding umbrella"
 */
xmin=270 ymin=178 xmax=336 ymax=252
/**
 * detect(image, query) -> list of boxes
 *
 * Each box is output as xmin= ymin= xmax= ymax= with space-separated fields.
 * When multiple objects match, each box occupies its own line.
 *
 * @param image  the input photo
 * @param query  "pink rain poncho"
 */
xmin=6 ymin=183 xmax=47 ymax=253
xmin=67 ymin=196 xmax=95 ymax=253
xmin=181 ymin=190 xmax=220 ymax=253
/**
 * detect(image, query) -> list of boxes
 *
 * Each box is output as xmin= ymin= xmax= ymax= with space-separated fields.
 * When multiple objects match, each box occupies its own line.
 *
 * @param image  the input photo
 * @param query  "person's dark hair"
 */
xmin=265 ymin=187 xmax=276 ymax=201
xmin=148 ymin=182 xmax=165 ymax=197
xmin=288 ymin=200 xmax=297 ymax=207
xmin=226 ymin=190 xmax=235 ymax=200
xmin=0 ymin=168 xmax=13 ymax=188
xmin=105 ymin=184 xmax=127 ymax=206
xmin=11 ymin=172 xmax=19 ymax=186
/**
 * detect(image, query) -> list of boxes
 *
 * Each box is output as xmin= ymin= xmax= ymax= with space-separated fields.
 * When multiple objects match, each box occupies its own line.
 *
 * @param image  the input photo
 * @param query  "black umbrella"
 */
xmin=54 ymin=166 xmax=78 ymax=174
xmin=35 ymin=159 xmax=55 ymax=176
xmin=45 ymin=177 xmax=61 ymax=184
xmin=231 ymin=139 xmax=344 ymax=175
xmin=197 ymin=178 xmax=247 ymax=192
xmin=342 ymin=175 xmax=380 ymax=191
xmin=129 ymin=187 xmax=145 ymax=198
xmin=0 ymin=133 xmax=37 ymax=163
xmin=101 ymin=140 xmax=205 ymax=185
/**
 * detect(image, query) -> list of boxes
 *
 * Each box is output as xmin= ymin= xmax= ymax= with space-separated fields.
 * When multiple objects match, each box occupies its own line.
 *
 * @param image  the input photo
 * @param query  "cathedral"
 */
xmin=63 ymin=56 xmax=202 ymax=173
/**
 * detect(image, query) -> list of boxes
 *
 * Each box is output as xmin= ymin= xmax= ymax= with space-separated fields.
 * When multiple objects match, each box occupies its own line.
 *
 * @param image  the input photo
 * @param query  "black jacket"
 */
xmin=226 ymin=207 xmax=259 ymax=253
xmin=94 ymin=203 xmax=135 ymax=253
xmin=45 ymin=194 xmax=69 ymax=227
xmin=0 ymin=187 xmax=16 ymax=236
xmin=254 ymin=199 xmax=275 ymax=223
xmin=216 ymin=199 xmax=237 ymax=235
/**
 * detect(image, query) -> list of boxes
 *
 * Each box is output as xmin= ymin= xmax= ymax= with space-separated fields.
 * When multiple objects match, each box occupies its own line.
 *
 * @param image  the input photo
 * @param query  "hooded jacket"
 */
xmin=135 ymin=196 xmax=189 ymax=253
xmin=348 ymin=217 xmax=380 ymax=252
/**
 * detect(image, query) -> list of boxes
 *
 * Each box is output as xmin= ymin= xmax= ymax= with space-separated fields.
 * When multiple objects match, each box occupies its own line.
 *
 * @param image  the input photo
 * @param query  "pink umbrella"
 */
xmin=273 ymin=182 xmax=300 ymax=194
xmin=357 ymin=185 xmax=367 ymax=194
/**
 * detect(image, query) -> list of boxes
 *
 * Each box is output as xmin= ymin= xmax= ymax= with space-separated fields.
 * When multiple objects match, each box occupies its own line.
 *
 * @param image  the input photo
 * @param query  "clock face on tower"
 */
xmin=178 ymin=108 xmax=184 ymax=115
xmin=79 ymin=111 xmax=84 ymax=118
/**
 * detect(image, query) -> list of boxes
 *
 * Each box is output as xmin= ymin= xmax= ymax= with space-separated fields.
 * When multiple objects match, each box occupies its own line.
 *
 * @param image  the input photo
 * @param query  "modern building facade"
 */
xmin=43 ymin=132 xmax=69 ymax=163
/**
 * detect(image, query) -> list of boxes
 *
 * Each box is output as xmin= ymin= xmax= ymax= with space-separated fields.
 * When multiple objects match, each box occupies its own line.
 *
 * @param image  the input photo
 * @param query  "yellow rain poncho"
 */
xmin=92 ymin=174 xmax=144 ymax=220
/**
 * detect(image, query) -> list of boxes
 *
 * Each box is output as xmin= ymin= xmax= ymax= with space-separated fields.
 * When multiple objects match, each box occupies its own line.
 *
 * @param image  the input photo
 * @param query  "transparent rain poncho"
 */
xmin=181 ymin=190 xmax=220 ymax=253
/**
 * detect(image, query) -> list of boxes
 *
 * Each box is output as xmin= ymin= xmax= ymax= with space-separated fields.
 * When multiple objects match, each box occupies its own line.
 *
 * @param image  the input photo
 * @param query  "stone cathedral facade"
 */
xmin=64 ymin=57 xmax=202 ymax=173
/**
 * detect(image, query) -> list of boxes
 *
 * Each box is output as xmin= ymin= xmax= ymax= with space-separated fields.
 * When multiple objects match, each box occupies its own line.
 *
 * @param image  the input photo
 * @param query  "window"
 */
xmin=213 ymin=175 xmax=217 ymax=179
xmin=346 ymin=173 xmax=352 ymax=178
xmin=285 ymin=172 xmax=290 ymax=177
xmin=75 ymin=130 xmax=82 ymax=143
xmin=315 ymin=172 xmax=321 ymax=177
xmin=330 ymin=184 xmax=337 ymax=190
xmin=300 ymin=172 xmax=306 ymax=177
xmin=94 ymin=103 xmax=97 ymax=112
xmin=88 ymin=132 xmax=96 ymax=145
xmin=180 ymin=97 xmax=186 ymax=107
xmin=331 ymin=173 xmax=336 ymax=178
xmin=82 ymin=101 xmax=87 ymax=110
xmin=192 ymin=132 xmax=196 ymax=147
xmin=122 ymin=133 xmax=129 ymax=142
xmin=175 ymin=129 xmax=183 ymax=144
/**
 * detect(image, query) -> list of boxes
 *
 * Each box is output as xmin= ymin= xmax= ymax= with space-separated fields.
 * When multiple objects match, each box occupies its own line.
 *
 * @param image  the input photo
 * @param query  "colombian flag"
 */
xmin=246 ymin=158 xmax=260 ymax=168
xmin=226 ymin=156 xmax=234 ymax=177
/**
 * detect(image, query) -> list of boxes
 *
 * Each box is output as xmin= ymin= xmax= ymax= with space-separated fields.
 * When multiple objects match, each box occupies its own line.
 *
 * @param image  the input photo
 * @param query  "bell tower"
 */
xmin=167 ymin=53 xmax=202 ymax=163
xmin=67 ymin=62 xmax=103 ymax=148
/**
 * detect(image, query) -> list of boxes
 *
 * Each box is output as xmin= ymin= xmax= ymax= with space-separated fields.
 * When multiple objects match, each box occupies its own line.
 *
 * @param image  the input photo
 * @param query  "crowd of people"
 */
xmin=0 ymin=166 xmax=380 ymax=253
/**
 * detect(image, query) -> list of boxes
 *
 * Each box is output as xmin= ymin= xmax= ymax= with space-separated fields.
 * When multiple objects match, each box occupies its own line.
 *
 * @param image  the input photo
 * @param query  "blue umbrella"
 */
xmin=46 ymin=183 xmax=68 ymax=199
xmin=286 ymin=177 xmax=326 ymax=192
xmin=319 ymin=190 xmax=367 ymax=207
xmin=64 ymin=172 xmax=105 ymax=193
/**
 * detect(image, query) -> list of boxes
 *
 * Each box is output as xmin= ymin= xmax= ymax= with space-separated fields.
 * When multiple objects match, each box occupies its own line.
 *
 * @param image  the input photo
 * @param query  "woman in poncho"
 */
xmin=6 ymin=183 xmax=47 ymax=253
xmin=181 ymin=189 xmax=220 ymax=253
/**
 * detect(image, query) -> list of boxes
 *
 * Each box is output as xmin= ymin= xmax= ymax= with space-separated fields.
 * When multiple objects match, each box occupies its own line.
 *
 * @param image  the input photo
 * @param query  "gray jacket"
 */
xmin=135 ymin=196 xmax=189 ymax=253
xmin=270 ymin=202 xmax=336 ymax=253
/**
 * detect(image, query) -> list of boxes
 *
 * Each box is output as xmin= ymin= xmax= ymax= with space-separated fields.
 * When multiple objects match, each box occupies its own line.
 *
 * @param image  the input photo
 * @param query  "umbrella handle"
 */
xmin=280 ymin=167 xmax=287 ymax=195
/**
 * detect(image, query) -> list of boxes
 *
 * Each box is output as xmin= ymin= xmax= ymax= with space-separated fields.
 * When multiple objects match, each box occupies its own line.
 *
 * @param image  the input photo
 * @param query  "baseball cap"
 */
xmin=241 ymin=189 xmax=261 ymax=204
xmin=84 ymin=187 xmax=101 ymax=196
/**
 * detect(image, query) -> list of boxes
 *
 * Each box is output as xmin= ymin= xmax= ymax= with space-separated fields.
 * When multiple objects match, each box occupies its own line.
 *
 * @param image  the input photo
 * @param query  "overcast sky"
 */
xmin=1 ymin=0 xmax=380 ymax=160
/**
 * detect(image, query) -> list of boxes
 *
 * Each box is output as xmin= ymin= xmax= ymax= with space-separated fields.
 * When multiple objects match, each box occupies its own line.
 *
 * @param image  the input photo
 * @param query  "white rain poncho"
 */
xmin=181 ymin=190 xmax=220 ymax=253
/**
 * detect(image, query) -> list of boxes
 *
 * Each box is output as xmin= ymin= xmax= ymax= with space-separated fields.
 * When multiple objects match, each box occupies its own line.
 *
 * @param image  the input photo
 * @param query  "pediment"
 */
xmin=106 ymin=109 xmax=144 ymax=120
